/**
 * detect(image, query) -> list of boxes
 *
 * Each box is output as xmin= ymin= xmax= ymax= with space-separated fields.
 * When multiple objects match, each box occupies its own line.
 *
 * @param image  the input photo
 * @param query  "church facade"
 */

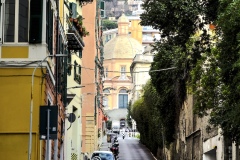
xmin=103 ymin=14 xmax=143 ymax=126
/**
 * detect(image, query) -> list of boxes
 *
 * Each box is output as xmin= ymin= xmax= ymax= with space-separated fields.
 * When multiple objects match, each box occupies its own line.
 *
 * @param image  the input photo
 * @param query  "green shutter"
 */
xmin=29 ymin=0 xmax=43 ymax=43
xmin=79 ymin=65 xmax=82 ymax=84
xmin=100 ymin=1 xmax=105 ymax=18
xmin=79 ymin=49 xmax=82 ymax=58
xmin=70 ymin=2 xmax=77 ymax=18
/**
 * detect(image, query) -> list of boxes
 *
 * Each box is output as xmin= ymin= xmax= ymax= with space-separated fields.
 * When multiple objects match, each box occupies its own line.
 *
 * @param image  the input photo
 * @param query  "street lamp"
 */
xmin=28 ymin=54 xmax=68 ymax=160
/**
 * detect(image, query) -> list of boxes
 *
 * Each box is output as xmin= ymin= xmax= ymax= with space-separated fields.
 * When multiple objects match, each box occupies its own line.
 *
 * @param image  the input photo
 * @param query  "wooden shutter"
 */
xmin=69 ymin=2 xmax=77 ymax=18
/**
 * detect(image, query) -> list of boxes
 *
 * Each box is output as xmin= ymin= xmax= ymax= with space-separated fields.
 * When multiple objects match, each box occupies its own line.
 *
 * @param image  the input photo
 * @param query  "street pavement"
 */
xmin=99 ymin=134 xmax=111 ymax=151
xmin=99 ymin=132 xmax=157 ymax=160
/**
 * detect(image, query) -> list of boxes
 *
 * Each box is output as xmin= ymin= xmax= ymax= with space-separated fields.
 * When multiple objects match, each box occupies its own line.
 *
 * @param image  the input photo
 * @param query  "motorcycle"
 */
xmin=122 ymin=133 xmax=125 ymax=139
xmin=110 ymin=142 xmax=119 ymax=159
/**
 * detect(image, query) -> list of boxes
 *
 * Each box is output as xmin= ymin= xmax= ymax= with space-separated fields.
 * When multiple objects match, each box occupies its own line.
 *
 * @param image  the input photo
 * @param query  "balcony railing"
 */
xmin=66 ymin=15 xmax=85 ymax=51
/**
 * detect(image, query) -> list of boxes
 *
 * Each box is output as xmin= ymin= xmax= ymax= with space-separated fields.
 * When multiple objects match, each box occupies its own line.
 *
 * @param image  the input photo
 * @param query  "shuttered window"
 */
xmin=119 ymin=94 xmax=128 ymax=108
xmin=69 ymin=3 xmax=77 ymax=18
xmin=118 ymin=89 xmax=128 ymax=108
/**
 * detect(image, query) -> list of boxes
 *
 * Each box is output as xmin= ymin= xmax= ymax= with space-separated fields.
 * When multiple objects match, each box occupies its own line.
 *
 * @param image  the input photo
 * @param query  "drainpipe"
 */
xmin=54 ymin=0 xmax=60 ymax=159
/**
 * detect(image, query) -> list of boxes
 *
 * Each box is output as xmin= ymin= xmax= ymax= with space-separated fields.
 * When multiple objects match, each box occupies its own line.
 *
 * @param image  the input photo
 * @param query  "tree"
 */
xmin=140 ymin=0 xmax=218 ymax=143
xmin=102 ymin=19 xmax=117 ymax=30
xmin=131 ymin=81 xmax=164 ymax=156
xmin=140 ymin=0 xmax=240 ymax=144
xmin=126 ymin=100 xmax=132 ymax=127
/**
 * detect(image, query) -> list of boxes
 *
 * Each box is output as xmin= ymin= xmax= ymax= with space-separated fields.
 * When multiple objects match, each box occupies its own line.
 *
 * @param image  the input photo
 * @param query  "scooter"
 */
xmin=122 ymin=133 xmax=125 ymax=139
xmin=110 ymin=143 xmax=119 ymax=160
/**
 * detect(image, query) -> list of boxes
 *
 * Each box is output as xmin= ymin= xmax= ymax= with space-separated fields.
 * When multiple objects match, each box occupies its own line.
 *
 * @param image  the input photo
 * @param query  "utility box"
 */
xmin=107 ymin=133 xmax=117 ymax=143
xmin=107 ymin=134 xmax=111 ymax=143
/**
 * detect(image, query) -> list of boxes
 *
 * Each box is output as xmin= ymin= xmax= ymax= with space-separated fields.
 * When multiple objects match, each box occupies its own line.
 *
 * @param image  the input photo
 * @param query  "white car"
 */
xmin=91 ymin=151 xmax=115 ymax=160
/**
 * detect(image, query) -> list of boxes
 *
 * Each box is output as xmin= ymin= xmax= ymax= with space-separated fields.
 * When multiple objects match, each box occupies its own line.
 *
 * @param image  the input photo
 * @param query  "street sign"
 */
xmin=39 ymin=106 xmax=58 ymax=140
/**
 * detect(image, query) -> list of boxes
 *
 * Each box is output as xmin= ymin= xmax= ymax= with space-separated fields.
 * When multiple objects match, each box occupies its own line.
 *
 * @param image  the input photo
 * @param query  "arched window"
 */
xmin=103 ymin=96 xmax=108 ymax=109
xmin=118 ymin=89 xmax=128 ymax=108
xmin=103 ymin=89 xmax=110 ymax=109
xmin=103 ymin=89 xmax=110 ymax=93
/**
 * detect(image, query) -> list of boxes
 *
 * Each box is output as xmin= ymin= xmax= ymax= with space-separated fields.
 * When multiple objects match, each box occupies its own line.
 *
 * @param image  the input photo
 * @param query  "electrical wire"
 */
xmin=69 ymin=64 xmax=176 ymax=73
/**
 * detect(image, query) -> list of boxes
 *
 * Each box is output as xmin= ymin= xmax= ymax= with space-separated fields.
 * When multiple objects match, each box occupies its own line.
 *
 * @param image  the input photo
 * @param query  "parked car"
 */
xmin=90 ymin=151 xmax=115 ymax=160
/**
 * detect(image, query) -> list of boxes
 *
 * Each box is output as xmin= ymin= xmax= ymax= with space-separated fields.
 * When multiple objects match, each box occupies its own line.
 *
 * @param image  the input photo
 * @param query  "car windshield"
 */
xmin=91 ymin=153 xmax=114 ymax=160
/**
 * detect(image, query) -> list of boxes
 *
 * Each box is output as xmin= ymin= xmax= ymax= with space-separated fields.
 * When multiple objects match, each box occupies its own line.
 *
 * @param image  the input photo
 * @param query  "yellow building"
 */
xmin=0 ymin=0 xmax=82 ymax=159
xmin=103 ymin=14 xmax=142 ymax=123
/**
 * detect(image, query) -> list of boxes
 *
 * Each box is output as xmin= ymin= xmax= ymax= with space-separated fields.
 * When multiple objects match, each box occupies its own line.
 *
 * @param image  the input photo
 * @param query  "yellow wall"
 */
xmin=1 ymin=46 xmax=28 ymax=58
xmin=107 ymin=59 xmax=132 ymax=78
xmin=0 ymin=68 xmax=46 ymax=160
xmin=104 ymin=59 xmax=133 ymax=109
xmin=59 ymin=0 xmax=64 ymax=23
xmin=129 ymin=19 xmax=142 ymax=44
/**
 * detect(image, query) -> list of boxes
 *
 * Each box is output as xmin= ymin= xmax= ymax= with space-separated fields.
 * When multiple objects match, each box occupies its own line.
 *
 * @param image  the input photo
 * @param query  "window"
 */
xmin=103 ymin=96 xmax=108 ymax=109
xmin=69 ymin=2 xmax=77 ymax=18
xmin=119 ymin=65 xmax=126 ymax=80
xmin=3 ymin=0 xmax=29 ymax=43
xmin=103 ymin=89 xmax=110 ymax=109
xmin=103 ymin=89 xmax=110 ymax=93
xmin=1 ymin=0 xmax=43 ymax=43
xmin=67 ymin=50 xmax=72 ymax=75
xmin=120 ymin=66 xmax=126 ymax=76
xmin=74 ymin=61 xmax=81 ymax=84
xmin=118 ymin=89 xmax=128 ymax=108
xmin=46 ymin=0 xmax=53 ymax=54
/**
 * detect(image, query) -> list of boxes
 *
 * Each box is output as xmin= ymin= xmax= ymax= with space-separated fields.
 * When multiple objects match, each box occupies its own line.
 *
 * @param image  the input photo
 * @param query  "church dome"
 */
xmin=104 ymin=36 xmax=142 ymax=59
xmin=104 ymin=13 xmax=142 ymax=60
xmin=117 ymin=13 xmax=129 ymax=23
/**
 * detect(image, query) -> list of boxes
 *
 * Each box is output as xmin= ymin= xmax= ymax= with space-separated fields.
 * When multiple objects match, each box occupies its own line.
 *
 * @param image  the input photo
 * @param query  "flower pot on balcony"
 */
xmin=69 ymin=17 xmax=73 ymax=22
xmin=73 ymin=18 xmax=78 ymax=23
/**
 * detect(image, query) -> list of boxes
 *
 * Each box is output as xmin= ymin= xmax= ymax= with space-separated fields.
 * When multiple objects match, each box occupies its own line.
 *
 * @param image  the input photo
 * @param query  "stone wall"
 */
xmin=161 ymin=94 xmax=219 ymax=160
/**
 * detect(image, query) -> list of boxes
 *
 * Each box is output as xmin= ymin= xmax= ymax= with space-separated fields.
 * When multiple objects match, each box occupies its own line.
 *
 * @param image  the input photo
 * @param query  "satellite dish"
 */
xmin=68 ymin=113 xmax=76 ymax=123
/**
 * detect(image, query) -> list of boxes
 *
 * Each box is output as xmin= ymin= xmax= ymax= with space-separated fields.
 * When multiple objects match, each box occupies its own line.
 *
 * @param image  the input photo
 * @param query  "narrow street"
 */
xmin=100 ymin=133 xmax=156 ymax=160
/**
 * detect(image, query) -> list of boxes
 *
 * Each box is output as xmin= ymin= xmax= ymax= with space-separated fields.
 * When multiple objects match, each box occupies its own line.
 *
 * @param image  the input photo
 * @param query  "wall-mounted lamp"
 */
xmin=67 ymin=86 xmax=85 ymax=89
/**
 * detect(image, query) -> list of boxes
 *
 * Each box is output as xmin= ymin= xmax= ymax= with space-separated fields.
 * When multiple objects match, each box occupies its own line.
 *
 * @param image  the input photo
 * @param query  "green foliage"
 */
xmin=126 ymin=100 xmax=132 ymax=127
xmin=131 ymin=81 xmax=163 ymax=155
xmin=140 ymin=0 xmax=240 ymax=144
xmin=102 ymin=19 xmax=117 ymax=30
xmin=191 ymin=0 xmax=240 ymax=143
xmin=135 ymin=133 xmax=140 ymax=139
xmin=106 ymin=120 xmax=112 ymax=130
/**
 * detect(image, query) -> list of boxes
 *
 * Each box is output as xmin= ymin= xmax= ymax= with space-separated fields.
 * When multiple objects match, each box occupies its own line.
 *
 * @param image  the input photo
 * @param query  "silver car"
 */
xmin=91 ymin=151 xmax=115 ymax=160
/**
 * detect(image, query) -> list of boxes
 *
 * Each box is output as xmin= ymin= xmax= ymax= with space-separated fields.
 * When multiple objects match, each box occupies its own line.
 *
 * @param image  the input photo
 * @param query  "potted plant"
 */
xmin=81 ymin=26 xmax=90 ymax=37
